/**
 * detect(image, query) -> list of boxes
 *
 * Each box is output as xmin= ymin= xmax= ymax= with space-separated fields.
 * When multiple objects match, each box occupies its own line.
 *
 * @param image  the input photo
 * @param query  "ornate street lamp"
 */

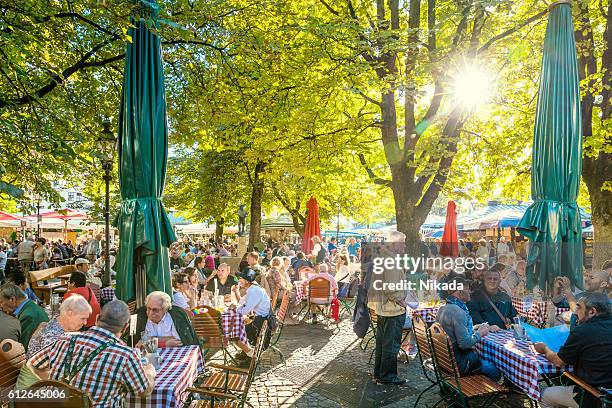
xmin=95 ymin=119 xmax=117 ymax=287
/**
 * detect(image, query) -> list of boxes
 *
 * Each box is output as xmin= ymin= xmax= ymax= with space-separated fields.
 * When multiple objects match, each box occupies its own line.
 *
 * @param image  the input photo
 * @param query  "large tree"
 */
xmin=311 ymin=0 xmax=549 ymax=246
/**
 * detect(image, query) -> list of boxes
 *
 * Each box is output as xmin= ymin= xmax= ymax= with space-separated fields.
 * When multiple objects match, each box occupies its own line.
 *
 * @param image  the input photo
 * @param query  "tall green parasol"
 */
xmin=517 ymin=0 xmax=583 ymax=292
xmin=114 ymin=0 xmax=176 ymax=303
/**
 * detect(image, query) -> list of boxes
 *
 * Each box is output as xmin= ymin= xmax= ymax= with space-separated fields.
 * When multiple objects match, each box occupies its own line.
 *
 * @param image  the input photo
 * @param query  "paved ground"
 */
xmin=236 ymin=317 xmax=538 ymax=407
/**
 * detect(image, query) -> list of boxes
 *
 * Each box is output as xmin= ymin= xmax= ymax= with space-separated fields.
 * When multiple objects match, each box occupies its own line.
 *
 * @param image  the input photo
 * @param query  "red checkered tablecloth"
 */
xmin=475 ymin=330 xmax=567 ymax=400
xmin=221 ymin=309 xmax=248 ymax=344
xmin=512 ymin=297 xmax=570 ymax=327
xmin=127 ymin=345 xmax=204 ymax=407
xmin=408 ymin=306 xmax=441 ymax=323
xmin=294 ymin=281 xmax=306 ymax=303
xmin=101 ymin=286 xmax=116 ymax=303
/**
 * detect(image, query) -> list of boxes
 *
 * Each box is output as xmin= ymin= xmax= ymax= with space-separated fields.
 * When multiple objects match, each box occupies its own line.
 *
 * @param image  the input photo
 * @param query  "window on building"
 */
xmin=68 ymin=192 xmax=75 ymax=202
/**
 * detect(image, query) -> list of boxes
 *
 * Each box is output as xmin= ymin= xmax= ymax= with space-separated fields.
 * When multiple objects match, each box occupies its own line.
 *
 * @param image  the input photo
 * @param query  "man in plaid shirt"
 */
xmin=28 ymin=300 xmax=156 ymax=407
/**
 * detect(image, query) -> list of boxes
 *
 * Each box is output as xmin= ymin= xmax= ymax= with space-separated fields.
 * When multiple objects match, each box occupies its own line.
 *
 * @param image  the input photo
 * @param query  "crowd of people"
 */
xmin=364 ymin=230 xmax=612 ymax=408
xmin=0 ymin=228 xmax=610 ymax=407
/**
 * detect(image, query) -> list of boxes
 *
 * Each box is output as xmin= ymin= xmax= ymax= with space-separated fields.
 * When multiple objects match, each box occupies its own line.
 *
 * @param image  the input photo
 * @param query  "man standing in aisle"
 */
xmin=367 ymin=231 xmax=407 ymax=385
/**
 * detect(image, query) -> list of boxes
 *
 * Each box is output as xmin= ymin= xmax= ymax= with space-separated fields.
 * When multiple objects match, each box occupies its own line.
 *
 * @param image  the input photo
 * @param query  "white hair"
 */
xmin=319 ymin=264 xmax=329 ymax=273
xmin=60 ymin=294 xmax=93 ymax=316
xmin=387 ymin=231 xmax=406 ymax=243
xmin=146 ymin=291 xmax=172 ymax=312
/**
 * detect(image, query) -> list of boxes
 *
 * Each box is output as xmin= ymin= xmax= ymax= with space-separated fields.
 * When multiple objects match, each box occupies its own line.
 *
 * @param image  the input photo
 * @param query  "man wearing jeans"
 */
xmin=534 ymin=292 xmax=612 ymax=408
xmin=367 ymin=232 xmax=408 ymax=385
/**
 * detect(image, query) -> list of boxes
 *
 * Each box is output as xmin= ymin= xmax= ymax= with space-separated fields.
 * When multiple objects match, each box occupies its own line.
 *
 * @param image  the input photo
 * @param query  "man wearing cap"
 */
xmin=75 ymin=258 xmax=102 ymax=288
xmin=231 ymin=268 xmax=271 ymax=359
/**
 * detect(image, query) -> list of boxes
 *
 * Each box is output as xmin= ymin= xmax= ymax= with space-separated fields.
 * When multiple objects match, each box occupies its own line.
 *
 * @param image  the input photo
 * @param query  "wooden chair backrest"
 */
xmin=429 ymin=323 xmax=460 ymax=378
xmin=247 ymin=320 xmax=269 ymax=378
xmin=29 ymin=265 xmax=76 ymax=283
xmin=191 ymin=306 xmax=226 ymax=348
xmin=412 ymin=314 xmax=432 ymax=360
xmin=127 ymin=300 xmax=137 ymax=314
xmin=276 ymin=291 xmax=291 ymax=322
xmin=11 ymin=380 xmax=93 ymax=407
xmin=0 ymin=339 xmax=26 ymax=390
xmin=270 ymin=286 xmax=280 ymax=309
xmin=308 ymin=277 xmax=331 ymax=300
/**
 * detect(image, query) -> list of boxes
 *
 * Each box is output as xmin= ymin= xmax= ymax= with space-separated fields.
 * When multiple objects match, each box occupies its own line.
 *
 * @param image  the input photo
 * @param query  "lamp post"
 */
xmin=96 ymin=120 xmax=117 ymax=287
xmin=34 ymin=192 xmax=41 ymax=238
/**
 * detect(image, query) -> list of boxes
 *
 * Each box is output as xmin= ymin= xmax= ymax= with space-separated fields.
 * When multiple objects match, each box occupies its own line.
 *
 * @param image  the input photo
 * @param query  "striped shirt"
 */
xmin=30 ymin=326 xmax=149 ymax=407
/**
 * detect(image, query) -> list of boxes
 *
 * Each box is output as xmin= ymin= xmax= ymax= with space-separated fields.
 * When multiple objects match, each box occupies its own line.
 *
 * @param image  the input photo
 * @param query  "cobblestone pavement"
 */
xmin=238 ymin=318 xmax=538 ymax=407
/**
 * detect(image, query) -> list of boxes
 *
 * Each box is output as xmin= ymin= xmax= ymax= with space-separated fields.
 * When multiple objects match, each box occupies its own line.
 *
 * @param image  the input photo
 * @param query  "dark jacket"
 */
xmin=130 ymin=306 xmax=199 ymax=346
xmin=467 ymin=289 xmax=517 ymax=328
xmin=16 ymin=300 xmax=49 ymax=351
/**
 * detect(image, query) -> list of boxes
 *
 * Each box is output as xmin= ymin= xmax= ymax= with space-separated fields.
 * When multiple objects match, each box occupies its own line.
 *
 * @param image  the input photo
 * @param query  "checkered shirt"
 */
xmin=30 ymin=327 xmax=149 ymax=408
xmin=101 ymin=286 xmax=117 ymax=303
xmin=475 ymin=329 xmax=567 ymax=400
xmin=126 ymin=345 xmax=203 ymax=408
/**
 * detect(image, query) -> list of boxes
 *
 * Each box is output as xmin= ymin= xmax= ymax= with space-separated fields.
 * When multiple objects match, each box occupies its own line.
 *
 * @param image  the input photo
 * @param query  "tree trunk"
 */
xmin=215 ymin=217 xmax=224 ymax=244
xmin=576 ymin=1 xmax=612 ymax=269
xmin=247 ymin=161 xmax=266 ymax=251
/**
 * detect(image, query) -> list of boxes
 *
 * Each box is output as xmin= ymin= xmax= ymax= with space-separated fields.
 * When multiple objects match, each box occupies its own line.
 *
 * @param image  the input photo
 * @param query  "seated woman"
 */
xmin=265 ymin=257 xmax=292 ymax=305
xmin=230 ymin=268 xmax=271 ymax=360
xmin=436 ymin=277 xmax=501 ymax=381
xmin=131 ymin=291 xmax=199 ymax=348
xmin=63 ymin=271 xmax=101 ymax=329
xmin=172 ymin=272 xmax=196 ymax=311
xmin=16 ymin=294 xmax=92 ymax=389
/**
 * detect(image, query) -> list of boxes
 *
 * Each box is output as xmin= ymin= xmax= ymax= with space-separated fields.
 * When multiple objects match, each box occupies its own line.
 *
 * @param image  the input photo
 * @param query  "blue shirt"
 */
xmin=25 ymin=287 xmax=41 ymax=303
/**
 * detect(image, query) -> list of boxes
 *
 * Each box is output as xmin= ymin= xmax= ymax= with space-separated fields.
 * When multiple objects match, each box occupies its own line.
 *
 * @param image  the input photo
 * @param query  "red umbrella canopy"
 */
xmin=439 ymin=200 xmax=459 ymax=257
xmin=302 ymin=197 xmax=321 ymax=254
xmin=38 ymin=208 xmax=88 ymax=220
xmin=0 ymin=211 xmax=27 ymax=222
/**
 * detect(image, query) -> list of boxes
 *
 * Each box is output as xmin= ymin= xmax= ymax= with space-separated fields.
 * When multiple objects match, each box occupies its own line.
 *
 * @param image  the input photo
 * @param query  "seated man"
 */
xmin=132 ymin=291 xmax=199 ymax=348
xmin=552 ymin=270 xmax=609 ymax=309
xmin=0 ymin=283 xmax=48 ymax=351
xmin=63 ymin=271 xmax=100 ymax=329
xmin=205 ymin=263 xmax=239 ymax=297
xmin=231 ymin=268 xmax=271 ymax=358
xmin=437 ymin=277 xmax=501 ymax=381
xmin=28 ymin=301 xmax=156 ymax=406
xmin=7 ymin=271 xmax=41 ymax=304
xmin=74 ymin=257 xmax=102 ymax=287
xmin=302 ymin=264 xmax=338 ymax=324
xmin=467 ymin=266 xmax=517 ymax=330
xmin=534 ymin=292 xmax=612 ymax=408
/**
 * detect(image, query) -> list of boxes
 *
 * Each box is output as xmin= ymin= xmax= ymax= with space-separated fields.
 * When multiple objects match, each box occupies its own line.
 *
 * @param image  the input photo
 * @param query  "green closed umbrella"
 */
xmin=517 ymin=0 xmax=583 ymax=293
xmin=114 ymin=0 xmax=177 ymax=303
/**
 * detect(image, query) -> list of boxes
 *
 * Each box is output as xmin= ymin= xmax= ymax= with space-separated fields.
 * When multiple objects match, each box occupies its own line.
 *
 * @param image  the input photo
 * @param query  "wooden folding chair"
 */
xmin=87 ymin=282 xmax=101 ymax=304
xmin=411 ymin=314 xmax=440 ymax=407
xmin=428 ymin=323 xmax=507 ymax=408
xmin=562 ymin=372 xmax=611 ymax=407
xmin=0 ymin=339 xmax=26 ymax=407
xmin=192 ymin=305 xmax=234 ymax=364
xmin=305 ymin=278 xmax=336 ymax=328
xmin=187 ymin=321 xmax=269 ymax=408
xmin=10 ymin=380 xmax=93 ymax=407
xmin=361 ymin=307 xmax=377 ymax=351
xmin=127 ymin=300 xmax=137 ymax=314
xmin=264 ymin=291 xmax=290 ymax=364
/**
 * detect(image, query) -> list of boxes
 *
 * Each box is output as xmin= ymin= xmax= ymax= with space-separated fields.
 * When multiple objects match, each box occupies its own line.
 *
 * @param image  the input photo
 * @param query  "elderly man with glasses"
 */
xmin=130 ymin=291 xmax=198 ymax=348
xmin=467 ymin=263 xmax=517 ymax=331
